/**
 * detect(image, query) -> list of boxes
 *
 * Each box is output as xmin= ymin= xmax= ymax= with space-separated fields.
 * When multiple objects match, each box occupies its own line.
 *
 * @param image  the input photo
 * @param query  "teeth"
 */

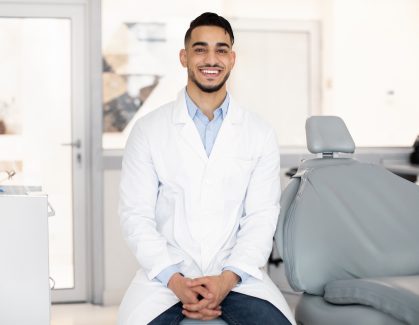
xmin=202 ymin=70 xmax=219 ymax=74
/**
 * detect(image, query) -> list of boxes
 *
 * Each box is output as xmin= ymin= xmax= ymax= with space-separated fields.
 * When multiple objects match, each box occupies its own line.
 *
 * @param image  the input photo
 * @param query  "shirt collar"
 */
xmin=185 ymin=88 xmax=229 ymax=120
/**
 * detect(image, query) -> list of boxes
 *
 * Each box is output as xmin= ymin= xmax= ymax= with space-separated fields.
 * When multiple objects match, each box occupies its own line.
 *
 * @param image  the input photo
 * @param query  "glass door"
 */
xmin=0 ymin=3 xmax=88 ymax=302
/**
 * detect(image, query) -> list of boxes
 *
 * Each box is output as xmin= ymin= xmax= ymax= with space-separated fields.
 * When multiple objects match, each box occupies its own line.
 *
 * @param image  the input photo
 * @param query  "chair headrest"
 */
xmin=306 ymin=116 xmax=355 ymax=154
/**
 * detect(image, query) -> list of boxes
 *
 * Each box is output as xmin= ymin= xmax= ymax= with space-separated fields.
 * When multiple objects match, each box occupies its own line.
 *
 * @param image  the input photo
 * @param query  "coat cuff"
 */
xmin=222 ymin=266 xmax=251 ymax=284
xmin=147 ymin=256 xmax=184 ymax=281
xmin=222 ymin=262 xmax=263 ymax=280
xmin=155 ymin=264 xmax=182 ymax=287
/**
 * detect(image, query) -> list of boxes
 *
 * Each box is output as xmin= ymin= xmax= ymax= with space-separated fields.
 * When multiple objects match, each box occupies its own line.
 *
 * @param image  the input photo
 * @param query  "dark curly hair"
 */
xmin=184 ymin=12 xmax=234 ymax=46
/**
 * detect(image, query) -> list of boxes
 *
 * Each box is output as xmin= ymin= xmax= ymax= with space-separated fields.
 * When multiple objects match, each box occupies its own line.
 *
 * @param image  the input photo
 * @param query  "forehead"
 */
xmin=189 ymin=25 xmax=232 ymax=47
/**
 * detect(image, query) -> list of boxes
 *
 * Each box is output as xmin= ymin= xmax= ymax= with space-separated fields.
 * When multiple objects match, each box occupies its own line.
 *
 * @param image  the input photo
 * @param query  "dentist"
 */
xmin=118 ymin=12 xmax=295 ymax=325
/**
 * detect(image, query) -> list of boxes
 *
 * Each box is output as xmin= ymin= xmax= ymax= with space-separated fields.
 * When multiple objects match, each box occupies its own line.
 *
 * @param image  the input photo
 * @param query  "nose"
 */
xmin=203 ymin=49 xmax=218 ymax=66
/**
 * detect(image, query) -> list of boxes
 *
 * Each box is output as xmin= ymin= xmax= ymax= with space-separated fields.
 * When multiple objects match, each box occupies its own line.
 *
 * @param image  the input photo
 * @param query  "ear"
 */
xmin=179 ymin=49 xmax=187 ymax=68
xmin=230 ymin=50 xmax=236 ymax=70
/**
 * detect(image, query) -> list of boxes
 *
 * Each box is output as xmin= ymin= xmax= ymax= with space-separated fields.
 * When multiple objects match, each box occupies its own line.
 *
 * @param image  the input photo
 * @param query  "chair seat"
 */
xmin=180 ymin=318 xmax=227 ymax=325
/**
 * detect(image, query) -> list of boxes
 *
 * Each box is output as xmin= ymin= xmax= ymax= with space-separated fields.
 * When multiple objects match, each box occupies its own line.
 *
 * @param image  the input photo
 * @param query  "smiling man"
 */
xmin=118 ymin=12 xmax=295 ymax=325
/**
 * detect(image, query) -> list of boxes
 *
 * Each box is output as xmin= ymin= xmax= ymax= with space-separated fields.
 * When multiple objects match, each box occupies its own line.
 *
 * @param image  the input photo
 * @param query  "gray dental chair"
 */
xmin=276 ymin=116 xmax=419 ymax=325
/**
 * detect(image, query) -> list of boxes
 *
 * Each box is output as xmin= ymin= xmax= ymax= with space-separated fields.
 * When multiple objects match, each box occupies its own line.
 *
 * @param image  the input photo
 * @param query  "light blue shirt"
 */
xmin=185 ymin=90 xmax=229 ymax=157
xmin=155 ymin=90 xmax=249 ymax=286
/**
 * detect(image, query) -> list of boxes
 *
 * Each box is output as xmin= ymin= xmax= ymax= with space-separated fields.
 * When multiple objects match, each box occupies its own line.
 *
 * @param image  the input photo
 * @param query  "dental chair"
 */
xmin=275 ymin=116 xmax=419 ymax=325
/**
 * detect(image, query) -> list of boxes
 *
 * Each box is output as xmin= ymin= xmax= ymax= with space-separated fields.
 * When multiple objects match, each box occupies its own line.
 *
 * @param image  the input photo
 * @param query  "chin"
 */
xmin=196 ymin=82 xmax=225 ymax=93
xmin=193 ymin=76 xmax=229 ymax=94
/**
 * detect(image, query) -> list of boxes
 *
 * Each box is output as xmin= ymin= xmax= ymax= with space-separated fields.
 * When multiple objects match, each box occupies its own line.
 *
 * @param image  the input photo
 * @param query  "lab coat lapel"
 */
xmin=172 ymin=90 xmax=208 ymax=162
xmin=209 ymin=95 xmax=245 ymax=161
xmin=200 ymin=96 xmax=246 ymax=271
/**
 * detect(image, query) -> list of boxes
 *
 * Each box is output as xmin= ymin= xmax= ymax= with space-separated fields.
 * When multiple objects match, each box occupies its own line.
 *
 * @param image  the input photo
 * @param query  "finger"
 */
xmin=182 ymin=308 xmax=222 ymax=320
xmin=184 ymin=291 xmax=199 ymax=304
xmin=187 ymin=277 xmax=209 ymax=287
xmin=183 ymin=299 xmax=211 ymax=312
xmin=199 ymin=308 xmax=222 ymax=317
xmin=182 ymin=309 xmax=204 ymax=320
xmin=190 ymin=285 xmax=213 ymax=300
xmin=201 ymin=312 xmax=223 ymax=321
xmin=208 ymin=301 xmax=221 ymax=309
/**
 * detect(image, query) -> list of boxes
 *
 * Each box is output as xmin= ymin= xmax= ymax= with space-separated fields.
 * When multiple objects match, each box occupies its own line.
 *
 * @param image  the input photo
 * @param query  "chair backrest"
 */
xmin=305 ymin=115 xmax=355 ymax=156
xmin=275 ymin=116 xmax=419 ymax=295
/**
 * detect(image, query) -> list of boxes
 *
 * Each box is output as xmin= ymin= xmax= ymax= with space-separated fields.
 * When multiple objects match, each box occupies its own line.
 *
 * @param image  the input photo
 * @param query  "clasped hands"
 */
xmin=168 ymin=270 xmax=239 ymax=320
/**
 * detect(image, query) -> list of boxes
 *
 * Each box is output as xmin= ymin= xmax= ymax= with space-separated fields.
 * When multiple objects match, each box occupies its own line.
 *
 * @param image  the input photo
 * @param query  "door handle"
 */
xmin=61 ymin=139 xmax=81 ymax=149
xmin=48 ymin=201 xmax=56 ymax=217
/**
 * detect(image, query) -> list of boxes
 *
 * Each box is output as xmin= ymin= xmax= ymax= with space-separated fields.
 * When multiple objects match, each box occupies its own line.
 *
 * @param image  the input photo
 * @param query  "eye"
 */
xmin=217 ymin=48 xmax=228 ymax=54
xmin=194 ymin=47 xmax=206 ymax=53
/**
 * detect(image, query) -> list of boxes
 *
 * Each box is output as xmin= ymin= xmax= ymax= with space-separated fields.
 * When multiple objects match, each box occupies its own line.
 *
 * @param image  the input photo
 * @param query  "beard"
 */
xmin=188 ymin=66 xmax=230 ymax=93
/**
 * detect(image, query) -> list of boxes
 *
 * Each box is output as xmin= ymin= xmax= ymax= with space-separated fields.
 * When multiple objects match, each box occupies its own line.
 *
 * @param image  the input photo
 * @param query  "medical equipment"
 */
xmin=0 ymin=187 xmax=51 ymax=325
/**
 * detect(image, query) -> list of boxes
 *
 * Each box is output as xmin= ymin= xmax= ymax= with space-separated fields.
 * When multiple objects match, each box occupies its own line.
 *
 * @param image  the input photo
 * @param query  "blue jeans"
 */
xmin=148 ymin=291 xmax=292 ymax=325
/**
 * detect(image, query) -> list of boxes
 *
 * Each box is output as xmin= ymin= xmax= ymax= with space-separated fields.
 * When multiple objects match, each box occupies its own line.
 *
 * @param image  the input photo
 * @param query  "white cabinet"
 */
xmin=0 ymin=191 xmax=50 ymax=325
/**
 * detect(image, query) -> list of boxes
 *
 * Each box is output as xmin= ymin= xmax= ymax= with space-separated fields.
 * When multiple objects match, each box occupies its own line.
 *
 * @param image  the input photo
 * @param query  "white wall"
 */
xmin=327 ymin=0 xmax=419 ymax=146
xmin=222 ymin=0 xmax=323 ymax=19
xmin=103 ymin=169 xmax=138 ymax=305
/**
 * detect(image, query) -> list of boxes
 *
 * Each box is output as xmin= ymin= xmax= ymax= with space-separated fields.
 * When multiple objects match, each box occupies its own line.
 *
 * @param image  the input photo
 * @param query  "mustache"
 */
xmin=199 ymin=64 xmax=224 ymax=69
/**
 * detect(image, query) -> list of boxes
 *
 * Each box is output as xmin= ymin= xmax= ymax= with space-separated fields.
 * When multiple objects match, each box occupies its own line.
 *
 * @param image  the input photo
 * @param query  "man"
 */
xmin=118 ymin=12 xmax=295 ymax=325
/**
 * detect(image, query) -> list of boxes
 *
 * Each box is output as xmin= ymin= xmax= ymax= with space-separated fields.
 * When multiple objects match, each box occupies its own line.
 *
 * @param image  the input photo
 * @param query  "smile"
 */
xmin=199 ymin=68 xmax=222 ymax=77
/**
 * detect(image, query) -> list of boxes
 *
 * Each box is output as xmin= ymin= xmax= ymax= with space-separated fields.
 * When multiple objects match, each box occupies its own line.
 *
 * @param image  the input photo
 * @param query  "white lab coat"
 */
xmin=118 ymin=90 xmax=296 ymax=325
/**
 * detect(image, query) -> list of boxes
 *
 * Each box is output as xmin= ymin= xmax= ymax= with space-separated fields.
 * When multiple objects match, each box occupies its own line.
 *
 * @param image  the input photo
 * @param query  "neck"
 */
xmin=186 ymin=82 xmax=227 ymax=119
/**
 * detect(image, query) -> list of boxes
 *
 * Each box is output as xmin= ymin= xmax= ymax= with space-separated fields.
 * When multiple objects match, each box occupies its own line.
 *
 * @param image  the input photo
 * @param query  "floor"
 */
xmin=51 ymin=303 xmax=118 ymax=325
xmin=51 ymin=292 xmax=301 ymax=325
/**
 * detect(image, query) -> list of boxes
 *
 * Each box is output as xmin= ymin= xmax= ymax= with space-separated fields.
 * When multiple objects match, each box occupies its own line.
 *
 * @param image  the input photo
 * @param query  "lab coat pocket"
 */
xmin=224 ymin=158 xmax=254 ymax=201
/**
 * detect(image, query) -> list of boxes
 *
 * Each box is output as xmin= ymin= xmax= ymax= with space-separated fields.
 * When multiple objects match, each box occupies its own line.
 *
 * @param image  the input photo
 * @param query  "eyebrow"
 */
xmin=191 ymin=41 xmax=231 ymax=49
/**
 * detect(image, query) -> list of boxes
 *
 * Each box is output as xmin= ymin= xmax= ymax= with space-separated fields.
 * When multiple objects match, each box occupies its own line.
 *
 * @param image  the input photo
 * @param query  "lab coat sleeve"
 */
xmin=223 ymin=129 xmax=280 ymax=280
xmin=119 ymin=122 xmax=183 ymax=280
